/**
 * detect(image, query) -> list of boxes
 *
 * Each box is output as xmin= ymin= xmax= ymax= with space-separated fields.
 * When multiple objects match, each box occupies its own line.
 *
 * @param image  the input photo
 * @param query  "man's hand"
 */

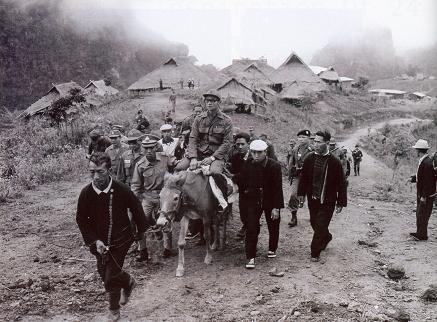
xmin=420 ymin=197 xmax=426 ymax=204
xmin=95 ymin=240 xmax=108 ymax=254
xmin=298 ymin=196 xmax=305 ymax=208
xmin=335 ymin=206 xmax=343 ymax=214
xmin=271 ymin=209 xmax=280 ymax=220
xmin=200 ymin=157 xmax=213 ymax=166
xmin=189 ymin=158 xmax=199 ymax=170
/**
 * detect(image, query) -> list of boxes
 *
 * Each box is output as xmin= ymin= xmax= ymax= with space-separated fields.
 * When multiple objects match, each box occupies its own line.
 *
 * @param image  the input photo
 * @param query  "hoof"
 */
xmin=176 ymin=268 xmax=185 ymax=277
xmin=204 ymin=255 xmax=212 ymax=265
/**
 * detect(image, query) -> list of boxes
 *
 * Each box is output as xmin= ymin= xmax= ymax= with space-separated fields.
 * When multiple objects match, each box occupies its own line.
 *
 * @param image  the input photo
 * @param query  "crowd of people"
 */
xmin=77 ymin=89 xmax=435 ymax=321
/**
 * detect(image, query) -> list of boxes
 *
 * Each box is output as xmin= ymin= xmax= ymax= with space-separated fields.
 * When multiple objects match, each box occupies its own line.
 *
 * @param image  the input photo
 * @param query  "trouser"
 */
xmin=239 ymin=195 xmax=248 ymax=229
xmin=93 ymin=239 xmax=133 ymax=311
xmin=416 ymin=196 xmax=435 ymax=239
xmin=287 ymin=176 xmax=301 ymax=212
xmin=175 ymin=156 xmax=225 ymax=175
xmin=308 ymin=198 xmax=335 ymax=258
xmin=242 ymin=196 xmax=281 ymax=259
xmin=354 ymin=161 xmax=361 ymax=175
xmin=142 ymin=196 xmax=172 ymax=250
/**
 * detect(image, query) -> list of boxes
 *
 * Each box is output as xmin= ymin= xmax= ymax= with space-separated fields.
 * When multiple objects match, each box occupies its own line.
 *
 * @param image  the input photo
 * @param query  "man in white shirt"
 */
xmin=158 ymin=124 xmax=179 ymax=157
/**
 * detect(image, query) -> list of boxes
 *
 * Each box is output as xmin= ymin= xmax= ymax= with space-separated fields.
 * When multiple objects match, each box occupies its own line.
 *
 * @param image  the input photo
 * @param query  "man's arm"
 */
xmin=421 ymin=159 xmax=437 ymax=198
xmin=272 ymin=162 xmax=285 ymax=209
xmin=335 ymin=158 xmax=348 ymax=207
xmin=76 ymin=188 xmax=98 ymax=246
xmin=187 ymin=117 xmax=200 ymax=159
xmin=126 ymin=188 xmax=150 ymax=233
xmin=297 ymin=156 xmax=311 ymax=197
xmin=130 ymin=162 xmax=144 ymax=200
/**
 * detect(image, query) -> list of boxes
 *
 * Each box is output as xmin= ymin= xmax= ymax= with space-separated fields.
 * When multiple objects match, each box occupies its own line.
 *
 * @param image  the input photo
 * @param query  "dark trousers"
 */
xmin=242 ymin=197 xmax=281 ymax=259
xmin=93 ymin=239 xmax=133 ymax=311
xmin=416 ymin=196 xmax=435 ymax=239
xmin=308 ymin=198 xmax=335 ymax=257
xmin=353 ymin=160 xmax=361 ymax=175
xmin=239 ymin=196 xmax=248 ymax=229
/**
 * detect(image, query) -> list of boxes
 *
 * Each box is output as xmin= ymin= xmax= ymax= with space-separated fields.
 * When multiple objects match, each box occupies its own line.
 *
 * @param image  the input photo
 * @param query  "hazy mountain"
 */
xmin=0 ymin=0 xmax=188 ymax=110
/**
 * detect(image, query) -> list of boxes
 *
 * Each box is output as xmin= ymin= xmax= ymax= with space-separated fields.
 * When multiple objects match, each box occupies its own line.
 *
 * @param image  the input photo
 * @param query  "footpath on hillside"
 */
xmin=1 ymin=118 xmax=436 ymax=322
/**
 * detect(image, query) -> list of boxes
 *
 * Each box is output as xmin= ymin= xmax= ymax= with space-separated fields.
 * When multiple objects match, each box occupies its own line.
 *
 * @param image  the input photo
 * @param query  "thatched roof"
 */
xmin=217 ymin=78 xmax=255 ymax=105
xmin=319 ymin=67 xmax=339 ymax=82
xmin=369 ymin=89 xmax=406 ymax=95
xmin=128 ymin=57 xmax=212 ymax=91
xmin=237 ymin=64 xmax=272 ymax=87
xmin=84 ymin=80 xmax=119 ymax=96
xmin=221 ymin=58 xmax=276 ymax=77
xmin=309 ymin=65 xmax=327 ymax=76
xmin=271 ymin=52 xmax=325 ymax=87
xmin=339 ymin=76 xmax=354 ymax=82
xmin=19 ymin=81 xmax=83 ymax=118
xmin=280 ymin=81 xmax=324 ymax=100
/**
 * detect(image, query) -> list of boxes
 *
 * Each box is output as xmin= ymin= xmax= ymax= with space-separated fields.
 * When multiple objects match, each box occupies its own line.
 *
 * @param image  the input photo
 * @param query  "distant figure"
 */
xmin=351 ymin=144 xmax=363 ymax=176
xmin=408 ymin=139 xmax=436 ymax=241
xmin=135 ymin=110 xmax=150 ymax=133
xmin=248 ymin=126 xmax=257 ymax=142
xmin=259 ymin=133 xmax=278 ymax=161
xmin=87 ymin=129 xmax=111 ymax=158
xmin=180 ymin=105 xmax=203 ymax=139
xmin=169 ymin=89 xmax=177 ymax=113
xmin=180 ymin=79 xmax=184 ymax=89
xmin=298 ymin=130 xmax=347 ymax=262
xmin=159 ymin=79 xmax=163 ymax=90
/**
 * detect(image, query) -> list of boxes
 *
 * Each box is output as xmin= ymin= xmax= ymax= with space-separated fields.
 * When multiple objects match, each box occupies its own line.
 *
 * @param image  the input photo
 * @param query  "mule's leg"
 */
xmin=203 ymin=219 xmax=213 ymax=265
xmin=176 ymin=216 xmax=189 ymax=277
xmin=219 ymin=209 xmax=227 ymax=250
xmin=211 ymin=215 xmax=219 ymax=251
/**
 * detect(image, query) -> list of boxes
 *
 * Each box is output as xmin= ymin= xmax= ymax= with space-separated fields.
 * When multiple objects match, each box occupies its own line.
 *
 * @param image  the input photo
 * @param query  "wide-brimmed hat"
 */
xmin=412 ymin=139 xmax=430 ymax=150
xmin=203 ymin=89 xmax=221 ymax=102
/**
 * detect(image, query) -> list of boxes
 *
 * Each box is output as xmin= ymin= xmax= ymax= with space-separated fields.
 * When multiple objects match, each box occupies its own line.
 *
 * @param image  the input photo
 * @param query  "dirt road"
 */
xmin=1 ymin=118 xmax=436 ymax=321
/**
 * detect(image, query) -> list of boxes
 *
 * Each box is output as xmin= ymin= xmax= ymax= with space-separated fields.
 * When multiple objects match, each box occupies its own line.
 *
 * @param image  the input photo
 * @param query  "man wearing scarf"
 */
xmin=158 ymin=123 xmax=179 ymax=157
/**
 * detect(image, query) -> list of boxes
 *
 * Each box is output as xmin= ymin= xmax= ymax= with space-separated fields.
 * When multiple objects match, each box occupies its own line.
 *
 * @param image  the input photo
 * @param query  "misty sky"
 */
xmin=63 ymin=0 xmax=436 ymax=68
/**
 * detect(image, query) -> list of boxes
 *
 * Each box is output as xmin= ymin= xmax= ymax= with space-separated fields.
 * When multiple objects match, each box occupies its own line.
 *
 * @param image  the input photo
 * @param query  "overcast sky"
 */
xmin=64 ymin=0 xmax=437 ymax=68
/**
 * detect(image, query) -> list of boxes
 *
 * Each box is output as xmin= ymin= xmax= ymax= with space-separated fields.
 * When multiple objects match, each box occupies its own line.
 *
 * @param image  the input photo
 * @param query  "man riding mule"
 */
xmin=157 ymin=170 xmax=228 ymax=277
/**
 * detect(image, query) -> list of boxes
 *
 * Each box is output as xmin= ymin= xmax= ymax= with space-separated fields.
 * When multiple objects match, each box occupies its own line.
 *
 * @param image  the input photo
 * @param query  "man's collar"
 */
xmin=92 ymin=178 xmax=113 ymax=195
xmin=315 ymin=150 xmax=330 ymax=156
xmin=419 ymin=153 xmax=429 ymax=163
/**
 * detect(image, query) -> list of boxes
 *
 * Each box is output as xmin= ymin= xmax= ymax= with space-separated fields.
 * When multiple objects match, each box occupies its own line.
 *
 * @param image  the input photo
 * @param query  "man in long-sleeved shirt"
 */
xmin=298 ymin=130 xmax=347 ymax=262
xmin=76 ymin=152 xmax=149 ymax=320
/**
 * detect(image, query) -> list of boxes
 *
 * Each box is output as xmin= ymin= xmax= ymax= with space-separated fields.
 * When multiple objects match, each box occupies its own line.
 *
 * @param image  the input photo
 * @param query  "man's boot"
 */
xmin=288 ymin=211 xmax=297 ymax=227
xmin=135 ymin=248 xmax=149 ymax=262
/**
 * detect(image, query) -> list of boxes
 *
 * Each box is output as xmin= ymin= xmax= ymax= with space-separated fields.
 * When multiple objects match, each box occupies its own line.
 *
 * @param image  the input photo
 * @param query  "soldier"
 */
xmin=298 ymin=130 xmax=347 ymax=262
xmin=87 ymin=129 xmax=111 ymax=157
xmin=286 ymin=139 xmax=297 ymax=166
xmin=169 ymin=89 xmax=177 ymax=113
xmin=233 ymin=140 xmax=284 ymax=269
xmin=76 ymin=152 xmax=149 ymax=321
xmin=259 ymin=133 xmax=278 ymax=161
xmin=180 ymin=105 xmax=203 ymax=138
xmin=352 ymin=144 xmax=363 ymax=176
xmin=131 ymin=135 xmax=177 ymax=259
xmin=328 ymin=138 xmax=341 ymax=159
xmin=287 ymin=130 xmax=312 ymax=227
xmin=135 ymin=110 xmax=150 ymax=133
xmin=105 ymin=130 xmax=128 ymax=177
xmin=118 ymin=129 xmax=144 ymax=186
xmin=158 ymin=124 xmax=179 ymax=157
xmin=175 ymin=89 xmax=233 ymax=209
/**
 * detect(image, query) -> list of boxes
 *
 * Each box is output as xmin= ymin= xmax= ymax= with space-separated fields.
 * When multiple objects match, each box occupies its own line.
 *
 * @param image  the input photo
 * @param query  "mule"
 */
xmin=157 ymin=170 xmax=227 ymax=277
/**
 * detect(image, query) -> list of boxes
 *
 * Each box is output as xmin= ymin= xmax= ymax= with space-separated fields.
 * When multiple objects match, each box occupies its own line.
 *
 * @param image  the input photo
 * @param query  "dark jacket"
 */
xmin=76 ymin=180 xmax=149 ymax=247
xmin=234 ymin=157 xmax=284 ymax=210
xmin=411 ymin=155 xmax=436 ymax=198
xmin=298 ymin=152 xmax=347 ymax=207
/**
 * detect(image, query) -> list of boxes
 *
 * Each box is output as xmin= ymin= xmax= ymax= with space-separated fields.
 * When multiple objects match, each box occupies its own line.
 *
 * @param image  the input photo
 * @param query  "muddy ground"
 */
xmin=1 ymin=118 xmax=437 ymax=322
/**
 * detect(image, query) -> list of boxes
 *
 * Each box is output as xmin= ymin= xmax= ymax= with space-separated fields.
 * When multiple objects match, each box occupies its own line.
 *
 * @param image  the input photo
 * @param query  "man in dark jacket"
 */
xmin=408 ymin=139 xmax=436 ymax=241
xmin=76 ymin=152 xmax=149 ymax=321
xmin=298 ymin=130 xmax=347 ymax=262
xmin=234 ymin=139 xmax=284 ymax=269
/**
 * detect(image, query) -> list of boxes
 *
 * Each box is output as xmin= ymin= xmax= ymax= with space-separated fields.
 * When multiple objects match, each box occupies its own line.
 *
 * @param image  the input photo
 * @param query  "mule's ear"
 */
xmin=175 ymin=171 xmax=187 ymax=186
xmin=164 ymin=171 xmax=172 ymax=183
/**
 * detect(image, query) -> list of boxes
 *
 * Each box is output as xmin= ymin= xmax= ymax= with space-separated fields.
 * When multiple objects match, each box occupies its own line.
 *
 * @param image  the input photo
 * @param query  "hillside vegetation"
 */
xmin=0 ymin=0 xmax=187 ymax=111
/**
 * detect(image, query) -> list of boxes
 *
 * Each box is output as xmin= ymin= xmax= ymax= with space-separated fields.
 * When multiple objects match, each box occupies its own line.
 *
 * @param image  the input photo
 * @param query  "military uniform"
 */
xmin=288 ymin=143 xmax=313 ymax=212
xmin=131 ymin=152 xmax=176 ymax=252
xmin=118 ymin=149 xmax=143 ymax=186
xmin=176 ymin=110 xmax=233 ymax=174
xmin=105 ymin=143 xmax=129 ymax=177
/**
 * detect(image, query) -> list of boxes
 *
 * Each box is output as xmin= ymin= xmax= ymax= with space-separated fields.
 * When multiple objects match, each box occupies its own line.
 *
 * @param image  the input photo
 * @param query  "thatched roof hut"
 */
xmin=217 ymin=78 xmax=255 ymax=105
xmin=221 ymin=58 xmax=276 ymax=78
xmin=19 ymin=81 xmax=83 ymax=118
xmin=128 ymin=57 xmax=212 ymax=93
xmin=319 ymin=67 xmax=339 ymax=84
xmin=271 ymin=52 xmax=326 ymax=93
xmin=84 ymin=80 xmax=119 ymax=96
xmin=309 ymin=65 xmax=327 ymax=76
xmin=237 ymin=64 xmax=272 ymax=88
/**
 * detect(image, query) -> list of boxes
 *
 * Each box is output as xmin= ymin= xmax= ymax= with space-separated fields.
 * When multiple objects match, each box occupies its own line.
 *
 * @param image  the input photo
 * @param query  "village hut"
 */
xmin=270 ymin=52 xmax=326 ymax=93
xmin=369 ymin=89 xmax=406 ymax=99
xmin=339 ymin=76 xmax=354 ymax=91
xmin=408 ymin=92 xmax=427 ymax=101
xmin=19 ymin=81 xmax=84 ymax=118
xmin=84 ymin=80 xmax=119 ymax=96
xmin=128 ymin=57 xmax=212 ymax=95
xmin=216 ymin=78 xmax=256 ymax=113
xmin=319 ymin=67 xmax=340 ymax=85
xmin=221 ymin=57 xmax=276 ymax=78
xmin=309 ymin=65 xmax=327 ymax=76
xmin=236 ymin=64 xmax=272 ymax=88
xmin=279 ymin=81 xmax=318 ymax=105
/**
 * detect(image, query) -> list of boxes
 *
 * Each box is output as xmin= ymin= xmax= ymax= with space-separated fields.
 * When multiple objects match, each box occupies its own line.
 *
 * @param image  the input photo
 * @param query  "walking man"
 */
xmin=352 ymin=144 xmax=363 ymax=176
xmin=169 ymin=89 xmax=177 ymax=113
xmin=131 ymin=135 xmax=177 ymax=259
xmin=76 ymin=152 xmax=149 ymax=321
xmin=408 ymin=139 xmax=436 ymax=241
xmin=118 ymin=129 xmax=144 ymax=186
xmin=234 ymin=140 xmax=284 ymax=269
xmin=106 ymin=130 xmax=128 ymax=177
xmin=298 ymin=130 xmax=347 ymax=262
xmin=287 ymin=129 xmax=312 ymax=227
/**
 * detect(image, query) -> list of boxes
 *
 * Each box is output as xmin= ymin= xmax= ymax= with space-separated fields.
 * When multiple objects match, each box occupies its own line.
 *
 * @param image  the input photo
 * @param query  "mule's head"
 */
xmin=157 ymin=172 xmax=187 ymax=230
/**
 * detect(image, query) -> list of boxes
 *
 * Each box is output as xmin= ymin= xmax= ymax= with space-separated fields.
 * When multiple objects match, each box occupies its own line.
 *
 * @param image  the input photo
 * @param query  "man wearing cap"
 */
xmin=118 ymin=129 xmax=144 ymax=187
xmin=135 ymin=110 xmax=150 ymax=133
xmin=351 ymin=144 xmax=363 ymax=176
xmin=158 ymin=124 xmax=179 ymax=157
xmin=259 ymin=133 xmax=278 ymax=161
xmin=105 ymin=130 xmax=128 ymax=177
xmin=298 ymin=130 xmax=347 ymax=262
xmin=287 ymin=130 xmax=313 ymax=227
xmin=228 ymin=132 xmax=251 ymax=239
xmin=408 ymin=139 xmax=436 ymax=241
xmin=328 ymin=139 xmax=341 ymax=159
xmin=131 ymin=134 xmax=177 ymax=258
xmin=87 ymin=129 xmax=111 ymax=157
xmin=176 ymin=90 xmax=233 ymax=208
xmin=233 ymin=140 xmax=284 ymax=269
xmin=76 ymin=152 xmax=149 ymax=321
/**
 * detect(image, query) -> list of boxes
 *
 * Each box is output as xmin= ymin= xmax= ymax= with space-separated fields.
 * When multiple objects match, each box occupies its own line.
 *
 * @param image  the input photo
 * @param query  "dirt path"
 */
xmin=1 ymin=118 xmax=436 ymax=322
